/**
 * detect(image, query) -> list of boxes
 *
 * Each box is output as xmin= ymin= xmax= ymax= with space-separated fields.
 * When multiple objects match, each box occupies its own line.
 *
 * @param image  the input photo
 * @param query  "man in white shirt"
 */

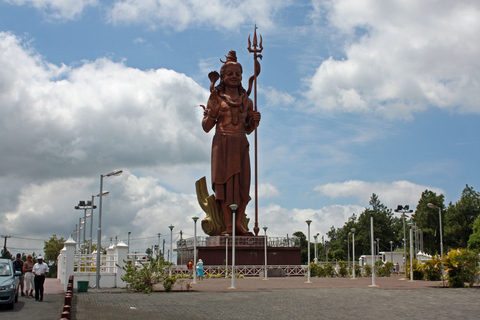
xmin=33 ymin=256 xmax=49 ymax=302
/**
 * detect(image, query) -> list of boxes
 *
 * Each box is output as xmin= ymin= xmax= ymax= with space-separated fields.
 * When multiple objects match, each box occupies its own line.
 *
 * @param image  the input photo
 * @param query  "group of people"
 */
xmin=188 ymin=259 xmax=204 ymax=279
xmin=13 ymin=253 xmax=49 ymax=302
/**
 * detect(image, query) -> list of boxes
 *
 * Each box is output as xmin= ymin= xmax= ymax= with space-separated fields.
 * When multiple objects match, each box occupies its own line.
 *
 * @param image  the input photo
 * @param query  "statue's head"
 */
xmin=220 ymin=50 xmax=243 ymax=79
xmin=217 ymin=50 xmax=245 ymax=93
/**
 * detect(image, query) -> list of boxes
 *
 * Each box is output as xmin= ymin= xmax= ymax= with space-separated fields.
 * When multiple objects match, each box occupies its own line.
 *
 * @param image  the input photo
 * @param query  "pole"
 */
xmin=229 ymin=204 xmax=238 ymax=289
xmin=347 ymin=232 xmax=350 ymax=274
xmin=351 ymin=229 xmax=356 ymax=279
xmin=263 ymin=227 xmax=268 ymax=280
xmin=193 ymin=217 xmax=198 ymax=284
xmin=96 ymin=174 xmax=104 ymax=289
xmin=410 ymin=224 xmax=414 ymax=281
xmin=305 ymin=220 xmax=312 ymax=283
xmin=438 ymin=207 xmax=443 ymax=257
xmin=169 ymin=225 xmax=174 ymax=277
xmin=247 ymin=27 xmax=263 ymax=236
xmin=370 ymin=210 xmax=376 ymax=286
xmin=83 ymin=208 xmax=87 ymax=254
xmin=225 ymin=234 xmax=229 ymax=278
xmin=403 ymin=214 xmax=406 ymax=275
xmin=90 ymin=196 xmax=94 ymax=254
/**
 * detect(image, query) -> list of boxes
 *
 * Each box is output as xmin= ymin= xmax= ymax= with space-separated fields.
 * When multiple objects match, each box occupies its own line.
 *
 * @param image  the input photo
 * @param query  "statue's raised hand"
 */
xmin=208 ymin=89 xmax=221 ymax=118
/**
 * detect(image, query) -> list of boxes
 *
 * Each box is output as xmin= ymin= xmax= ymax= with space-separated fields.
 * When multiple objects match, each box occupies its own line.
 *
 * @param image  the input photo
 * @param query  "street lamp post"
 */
xmin=427 ymin=203 xmax=443 ymax=257
xmin=263 ymin=226 xmax=268 ymax=280
xmin=351 ymin=228 xmax=356 ymax=279
xmin=229 ymin=204 xmax=238 ymax=289
xmin=348 ymin=232 xmax=351 ymax=274
xmin=389 ymin=240 xmax=393 ymax=263
xmin=313 ymin=235 xmax=318 ymax=263
xmin=369 ymin=209 xmax=377 ymax=287
xmin=96 ymin=169 xmax=122 ymax=290
xmin=225 ymin=233 xmax=229 ymax=278
xmin=305 ymin=220 xmax=312 ymax=283
xmin=394 ymin=205 xmax=413 ymax=276
xmin=127 ymin=231 xmax=131 ymax=254
xmin=169 ymin=225 xmax=174 ymax=277
xmin=90 ymin=192 xmax=108 ymax=254
xmin=408 ymin=221 xmax=414 ymax=281
xmin=192 ymin=216 xmax=198 ymax=284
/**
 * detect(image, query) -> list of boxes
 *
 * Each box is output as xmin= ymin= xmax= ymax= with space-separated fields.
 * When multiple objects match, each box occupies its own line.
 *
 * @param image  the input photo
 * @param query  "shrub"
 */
xmin=363 ymin=264 xmax=372 ymax=277
xmin=324 ymin=263 xmax=336 ymax=277
xmin=421 ymin=255 xmax=442 ymax=281
xmin=406 ymin=259 xmax=424 ymax=280
xmin=119 ymin=256 xmax=177 ymax=293
xmin=337 ymin=261 xmax=348 ymax=277
xmin=443 ymin=249 xmax=479 ymax=288
xmin=377 ymin=261 xmax=394 ymax=277
xmin=354 ymin=264 xmax=362 ymax=276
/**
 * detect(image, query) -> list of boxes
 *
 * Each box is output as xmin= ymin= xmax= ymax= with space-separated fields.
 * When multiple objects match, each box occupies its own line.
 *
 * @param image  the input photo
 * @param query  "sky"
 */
xmin=1 ymin=0 xmax=479 ymax=260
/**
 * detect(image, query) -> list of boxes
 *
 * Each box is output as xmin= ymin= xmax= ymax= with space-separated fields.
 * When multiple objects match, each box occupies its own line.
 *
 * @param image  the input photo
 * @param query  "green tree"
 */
xmin=352 ymin=194 xmax=401 ymax=258
xmin=412 ymin=190 xmax=445 ymax=255
xmin=467 ymin=214 xmax=480 ymax=252
xmin=44 ymin=234 xmax=65 ymax=278
xmin=444 ymin=185 xmax=480 ymax=251
xmin=293 ymin=231 xmax=308 ymax=264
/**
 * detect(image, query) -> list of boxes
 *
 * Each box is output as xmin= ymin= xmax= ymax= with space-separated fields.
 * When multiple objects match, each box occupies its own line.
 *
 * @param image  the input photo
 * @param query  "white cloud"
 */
xmin=259 ymin=203 xmax=362 ymax=239
xmin=0 ymin=31 xmax=210 ymax=181
xmin=5 ymin=0 xmax=98 ymax=20
xmin=314 ymin=180 xmax=445 ymax=210
xmin=262 ymin=86 xmax=295 ymax=109
xmin=305 ymin=0 xmax=480 ymax=119
xmin=107 ymin=0 xmax=290 ymax=31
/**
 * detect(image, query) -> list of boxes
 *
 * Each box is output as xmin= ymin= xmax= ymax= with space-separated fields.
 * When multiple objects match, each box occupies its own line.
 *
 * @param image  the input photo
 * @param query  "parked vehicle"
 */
xmin=0 ymin=258 xmax=21 ymax=310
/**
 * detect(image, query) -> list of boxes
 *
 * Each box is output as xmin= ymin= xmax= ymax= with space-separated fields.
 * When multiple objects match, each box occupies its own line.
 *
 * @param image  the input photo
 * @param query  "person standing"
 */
xmin=33 ymin=256 xmax=49 ymax=302
xmin=13 ymin=253 xmax=25 ymax=297
xmin=188 ymin=260 xmax=194 ymax=278
xmin=23 ymin=255 xmax=35 ymax=298
xmin=196 ymin=259 xmax=204 ymax=279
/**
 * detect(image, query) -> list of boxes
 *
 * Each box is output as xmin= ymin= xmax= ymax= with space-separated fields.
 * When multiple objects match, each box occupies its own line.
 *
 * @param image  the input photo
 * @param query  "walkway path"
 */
xmin=74 ymin=275 xmax=480 ymax=320
xmin=0 ymin=278 xmax=65 ymax=320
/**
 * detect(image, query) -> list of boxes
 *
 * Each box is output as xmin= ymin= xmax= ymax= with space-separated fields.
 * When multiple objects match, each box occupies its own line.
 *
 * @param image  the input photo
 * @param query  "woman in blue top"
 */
xmin=196 ymin=259 xmax=204 ymax=279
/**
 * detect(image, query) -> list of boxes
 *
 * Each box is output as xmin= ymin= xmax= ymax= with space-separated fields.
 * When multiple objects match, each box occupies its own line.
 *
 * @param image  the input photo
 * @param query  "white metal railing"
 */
xmin=171 ymin=265 xmax=307 ymax=277
xmin=73 ymin=253 xmax=116 ymax=273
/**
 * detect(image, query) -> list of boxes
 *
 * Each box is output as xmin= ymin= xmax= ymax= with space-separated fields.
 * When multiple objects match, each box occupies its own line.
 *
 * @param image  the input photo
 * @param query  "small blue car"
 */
xmin=0 ymin=258 xmax=22 ymax=310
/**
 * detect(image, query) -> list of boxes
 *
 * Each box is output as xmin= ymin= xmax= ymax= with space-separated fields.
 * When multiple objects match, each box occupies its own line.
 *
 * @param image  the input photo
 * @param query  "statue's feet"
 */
xmin=236 ymin=225 xmax=253 ymax=236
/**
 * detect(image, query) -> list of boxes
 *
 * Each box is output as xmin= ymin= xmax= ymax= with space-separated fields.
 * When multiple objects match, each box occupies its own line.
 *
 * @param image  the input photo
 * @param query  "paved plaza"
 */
xmin=2 ymin=276 xmax=480 ymax=319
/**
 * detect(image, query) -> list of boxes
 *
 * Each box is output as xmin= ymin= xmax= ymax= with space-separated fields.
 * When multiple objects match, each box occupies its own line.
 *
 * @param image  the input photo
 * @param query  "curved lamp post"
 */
xmin=192 ymin=216 xmax=198 ymax=284
xmin=229 ymin=204 xmax=238 ymax=289
xmin=305 ymin=219 xmax=312 ymax=283
xmin=96 ymin=169 xmax=122 ymax=289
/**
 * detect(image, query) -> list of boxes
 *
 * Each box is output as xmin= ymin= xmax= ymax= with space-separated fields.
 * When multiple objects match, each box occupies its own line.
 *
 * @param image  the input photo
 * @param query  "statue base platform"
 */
xmin=176 ymin=236 xmax=302 ymax=266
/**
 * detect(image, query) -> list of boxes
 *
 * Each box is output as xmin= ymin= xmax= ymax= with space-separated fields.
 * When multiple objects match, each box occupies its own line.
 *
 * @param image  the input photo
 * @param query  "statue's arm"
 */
xmin=245 ymin=98 xmax=260 ymax=134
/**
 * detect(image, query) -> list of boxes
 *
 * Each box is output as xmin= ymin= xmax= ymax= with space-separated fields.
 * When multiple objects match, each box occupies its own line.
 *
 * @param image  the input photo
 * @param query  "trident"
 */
xmin=247 ymin=25 xmax=263 ymax=236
